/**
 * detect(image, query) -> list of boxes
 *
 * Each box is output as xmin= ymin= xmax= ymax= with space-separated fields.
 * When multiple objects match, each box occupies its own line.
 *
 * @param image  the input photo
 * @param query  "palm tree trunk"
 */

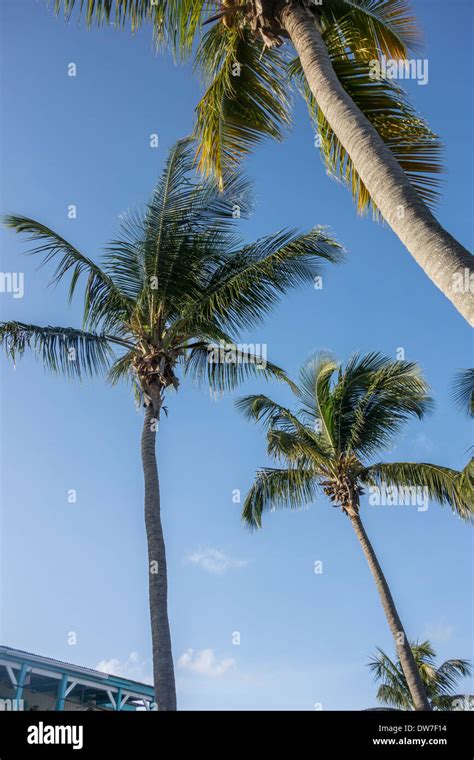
xmin=348 ymin=510 xmax=431 ymax=711
xmin=280 ymin=2 xmax=473 ymax=325
xmin=141 ymin=403 xmax=177 ymax=710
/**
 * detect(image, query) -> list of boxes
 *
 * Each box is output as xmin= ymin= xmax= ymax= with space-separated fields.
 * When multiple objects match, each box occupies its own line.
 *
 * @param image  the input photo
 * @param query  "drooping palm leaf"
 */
xmin=362 ymin=461 xmax=474 ymax=520
xmin=0 ymin=321 xmax=113 ymax=378
xmin=242 ymin=466 xmax=319 ymax=528
xmin=194 ymin=23 xmax=292 ymax=183
xmin=289 ymin=53 xmax=442 ymax=217
xmin=2 ymin=214 xmax=132 ymax=332
xmin=369 ymin=640 xmax=472 ymax=710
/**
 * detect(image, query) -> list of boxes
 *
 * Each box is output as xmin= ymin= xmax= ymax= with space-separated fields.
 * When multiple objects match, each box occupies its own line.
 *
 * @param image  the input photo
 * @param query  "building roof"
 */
xmin=0 ymin=645 xmax=154 ymax=694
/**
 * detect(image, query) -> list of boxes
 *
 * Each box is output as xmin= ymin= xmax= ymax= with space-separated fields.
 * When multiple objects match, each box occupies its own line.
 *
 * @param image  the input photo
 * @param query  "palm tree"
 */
xmin=237 ymin=352 xmax=473 ymax=711
xmin=369 ymin=640 xmax=472 ymax=710
xmin=0 ymin=138 xmax=343 ymax=710
xmin=51 ymin=0 xmax=472 ymax=323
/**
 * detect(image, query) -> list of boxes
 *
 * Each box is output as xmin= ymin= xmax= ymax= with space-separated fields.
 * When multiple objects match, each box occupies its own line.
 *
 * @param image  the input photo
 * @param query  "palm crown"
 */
xmin=52 ymin=0 xmax=442 ymax=216
xmin=0 ymin=139 xmax=343 ymax=409
xmin=369 ymin=640 xmax=472 ymax=710
xmin=237 ymin=352 xmax=473 ymax=527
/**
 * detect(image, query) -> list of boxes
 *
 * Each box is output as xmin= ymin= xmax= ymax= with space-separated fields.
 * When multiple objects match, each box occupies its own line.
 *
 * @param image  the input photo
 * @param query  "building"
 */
xmin=0 ymin=646 xmax=155 ymax=711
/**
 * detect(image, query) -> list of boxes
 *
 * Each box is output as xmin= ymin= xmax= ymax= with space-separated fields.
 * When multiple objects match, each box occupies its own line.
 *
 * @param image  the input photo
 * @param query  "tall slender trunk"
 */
xmin=141 ymin=403 xmax=177 ymax=710
xmin=280 ymin=2 xmax=473 ymax=325
xmin=348 ymin=510 xmax=431 ymax=711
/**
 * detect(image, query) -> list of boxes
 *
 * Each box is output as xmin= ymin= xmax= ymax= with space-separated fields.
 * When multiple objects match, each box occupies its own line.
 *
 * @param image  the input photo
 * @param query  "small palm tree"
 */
xmin=0 ymin=139 xmax=343 ymax=710
xmin=369 ymin=641 xmax=472 ymax=711
xmin=51 ymin=0 xmax=473 ymax=323
xmin=238 ymin=352 xmax=473 ymax=711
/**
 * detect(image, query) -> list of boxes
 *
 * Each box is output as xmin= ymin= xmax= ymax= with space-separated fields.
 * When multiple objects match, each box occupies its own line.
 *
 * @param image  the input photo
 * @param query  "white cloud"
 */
xmin=178 ymin=648 xmax=235 ymax=678
xmin=185 ymin=547 xmax=248 ymax=575
xmin=422 ymin=623 xmax=454 ymax=643
xmin=95 ymin=652 xmax=152 ymax=684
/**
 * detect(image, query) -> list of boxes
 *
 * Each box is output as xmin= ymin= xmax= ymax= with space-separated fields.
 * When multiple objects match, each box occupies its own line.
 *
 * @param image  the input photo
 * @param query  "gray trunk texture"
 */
xmin=141 ymin=403 xmax=177 ymax=710
xmin=349 ymin=511 xmax=431 ymax=711
xmin=281 ymin=2 xmax=473 ymax=324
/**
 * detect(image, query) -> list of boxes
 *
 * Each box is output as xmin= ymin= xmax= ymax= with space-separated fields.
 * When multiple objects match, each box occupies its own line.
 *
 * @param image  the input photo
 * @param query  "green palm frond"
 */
xmin=236 ymin=394 xmax=303 ymax=430
xmin=0 ymin=321 xmax=113 ymax=378
xmin=183 ymin=342 xmax=291 ymax=393
xmin=321 ymin=0 xmax=421 ymax=59
xmin=107 ymin=349 xmax=137 ymax=385
xmin=2 ymin=214 xmax=131 ymax=331
xmin=242 ymin=466 xmax=318 ymax=529
xmin=369 ymin=647 xmax=413 ymax=709
xmin=289 ymin=55 xmax=442 ymax=217
xmin=236 ymin=393 xmax=331 ymax=465
xmin=52 ymin=0 xmax=208 ymax=56
xmin=341 ymin=355 xmax=432 ymax=457
xmin=194 ymin=23 xmax=292 ymax=183
xmin=451 ymin=369 xmax=474 ymax=418
xmin=175 ymin=226 xmax=343 ymax=333
xmin=370 ymin=640 xmax=472 ymax=710
xmin=296 ymin=353 xmax=340 ymax=451
xmin=362 ymin=461 xmax=474 ymax=521
xmin=435 ymin=658 xmax=472 ymax=693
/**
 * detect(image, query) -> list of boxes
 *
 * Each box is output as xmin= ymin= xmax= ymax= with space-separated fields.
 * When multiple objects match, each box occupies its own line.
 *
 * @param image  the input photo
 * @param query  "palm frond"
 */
xmin=362 ymin=461 xmax=474 ymax=521
xmin=451 ymin=369 xmax=474 ymax=418
xmin=341 ymin=355 xmax=432 ymax=457
xmin=236 ymin=393 xmax=331 ymax=468
xmin=175 ymin=226 xmax=343 ymax=333
xmin=194 ymin=24 xmax=292 ymax=184
xmin=370 ymin=640 xmax=472 ymax=710
xmin=296 ymin=353 xmax=340 ymax=451
xmin=183 ymin=342 xmax=291 ymax=393
xmin=242 ymin=466 xmax=318 ymax=529
xmin=0 ymin=321 xmax=112 ymax=378
xmin=52 ymin=0 xmax=207 ymax=57
xmin=2 ymin=214 xmax=131 ymax=331
xmin=289 ymin=55 xmax=442 ymax=217
xmin=321 ymin=0 xmax=421 ymax=59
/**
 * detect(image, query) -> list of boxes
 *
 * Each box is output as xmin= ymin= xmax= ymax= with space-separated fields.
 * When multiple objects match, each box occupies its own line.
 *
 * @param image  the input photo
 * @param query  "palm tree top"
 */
xmin=1 ymin=138 xmax=343 ymax=412
xmin=51 ymin=1 xmax=442 ymax=214
xmin=369 ymin=640 xmax=472 ymax=710
xmin=237 ymin=351 xmax=473 ymax=527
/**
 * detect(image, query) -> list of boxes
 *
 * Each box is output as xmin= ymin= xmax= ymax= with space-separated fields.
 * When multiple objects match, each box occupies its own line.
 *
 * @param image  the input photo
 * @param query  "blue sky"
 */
xmin=0 ymin=0 xmax=472 ymax=710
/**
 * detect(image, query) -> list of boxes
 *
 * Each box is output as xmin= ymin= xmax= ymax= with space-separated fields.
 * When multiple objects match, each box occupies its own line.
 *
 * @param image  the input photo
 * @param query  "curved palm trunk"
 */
xmin=280 ymin=3 xmax=473 ymax=325
xmin=141 ymin=403 xmax=177 ymax=710
xmin=348 ymin=510 xmax=431 ymax=711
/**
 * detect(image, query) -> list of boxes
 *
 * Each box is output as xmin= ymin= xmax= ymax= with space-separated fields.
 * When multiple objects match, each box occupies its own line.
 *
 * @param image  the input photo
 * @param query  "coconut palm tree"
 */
xmin=369 ymin=640 xmax=472 ymax=710
xmin=0 ymin=138 xmax=343 ymax=710
xmin=51 ymin=0 xmax=472 ymax=323
xmin=237 ymin=352 xmax=473 ymax=711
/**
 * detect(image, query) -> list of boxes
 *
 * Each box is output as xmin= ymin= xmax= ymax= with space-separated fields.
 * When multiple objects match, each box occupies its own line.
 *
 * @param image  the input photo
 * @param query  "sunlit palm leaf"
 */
xmin=289 ymin=55 xmax=442 ymax=216
xmin=194 ymin=24 xmax=292 ymax=183
xmin=322 ymin=0 xmax=421 ymax=59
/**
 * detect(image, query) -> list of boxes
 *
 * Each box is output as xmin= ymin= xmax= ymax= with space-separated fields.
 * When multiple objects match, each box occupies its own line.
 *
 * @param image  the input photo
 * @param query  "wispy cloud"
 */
xmin=178 ymin=648 xmax=235 ymax=678
xmin=412 ymin=432 xmax=435 ymax=455
xmin=95 ymin=652 xmax=152 ymax=684
xmin=422 ymin=623 xmax=454 ymax=643
xmin=185 ymin=547 xmax=248 ymax=575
